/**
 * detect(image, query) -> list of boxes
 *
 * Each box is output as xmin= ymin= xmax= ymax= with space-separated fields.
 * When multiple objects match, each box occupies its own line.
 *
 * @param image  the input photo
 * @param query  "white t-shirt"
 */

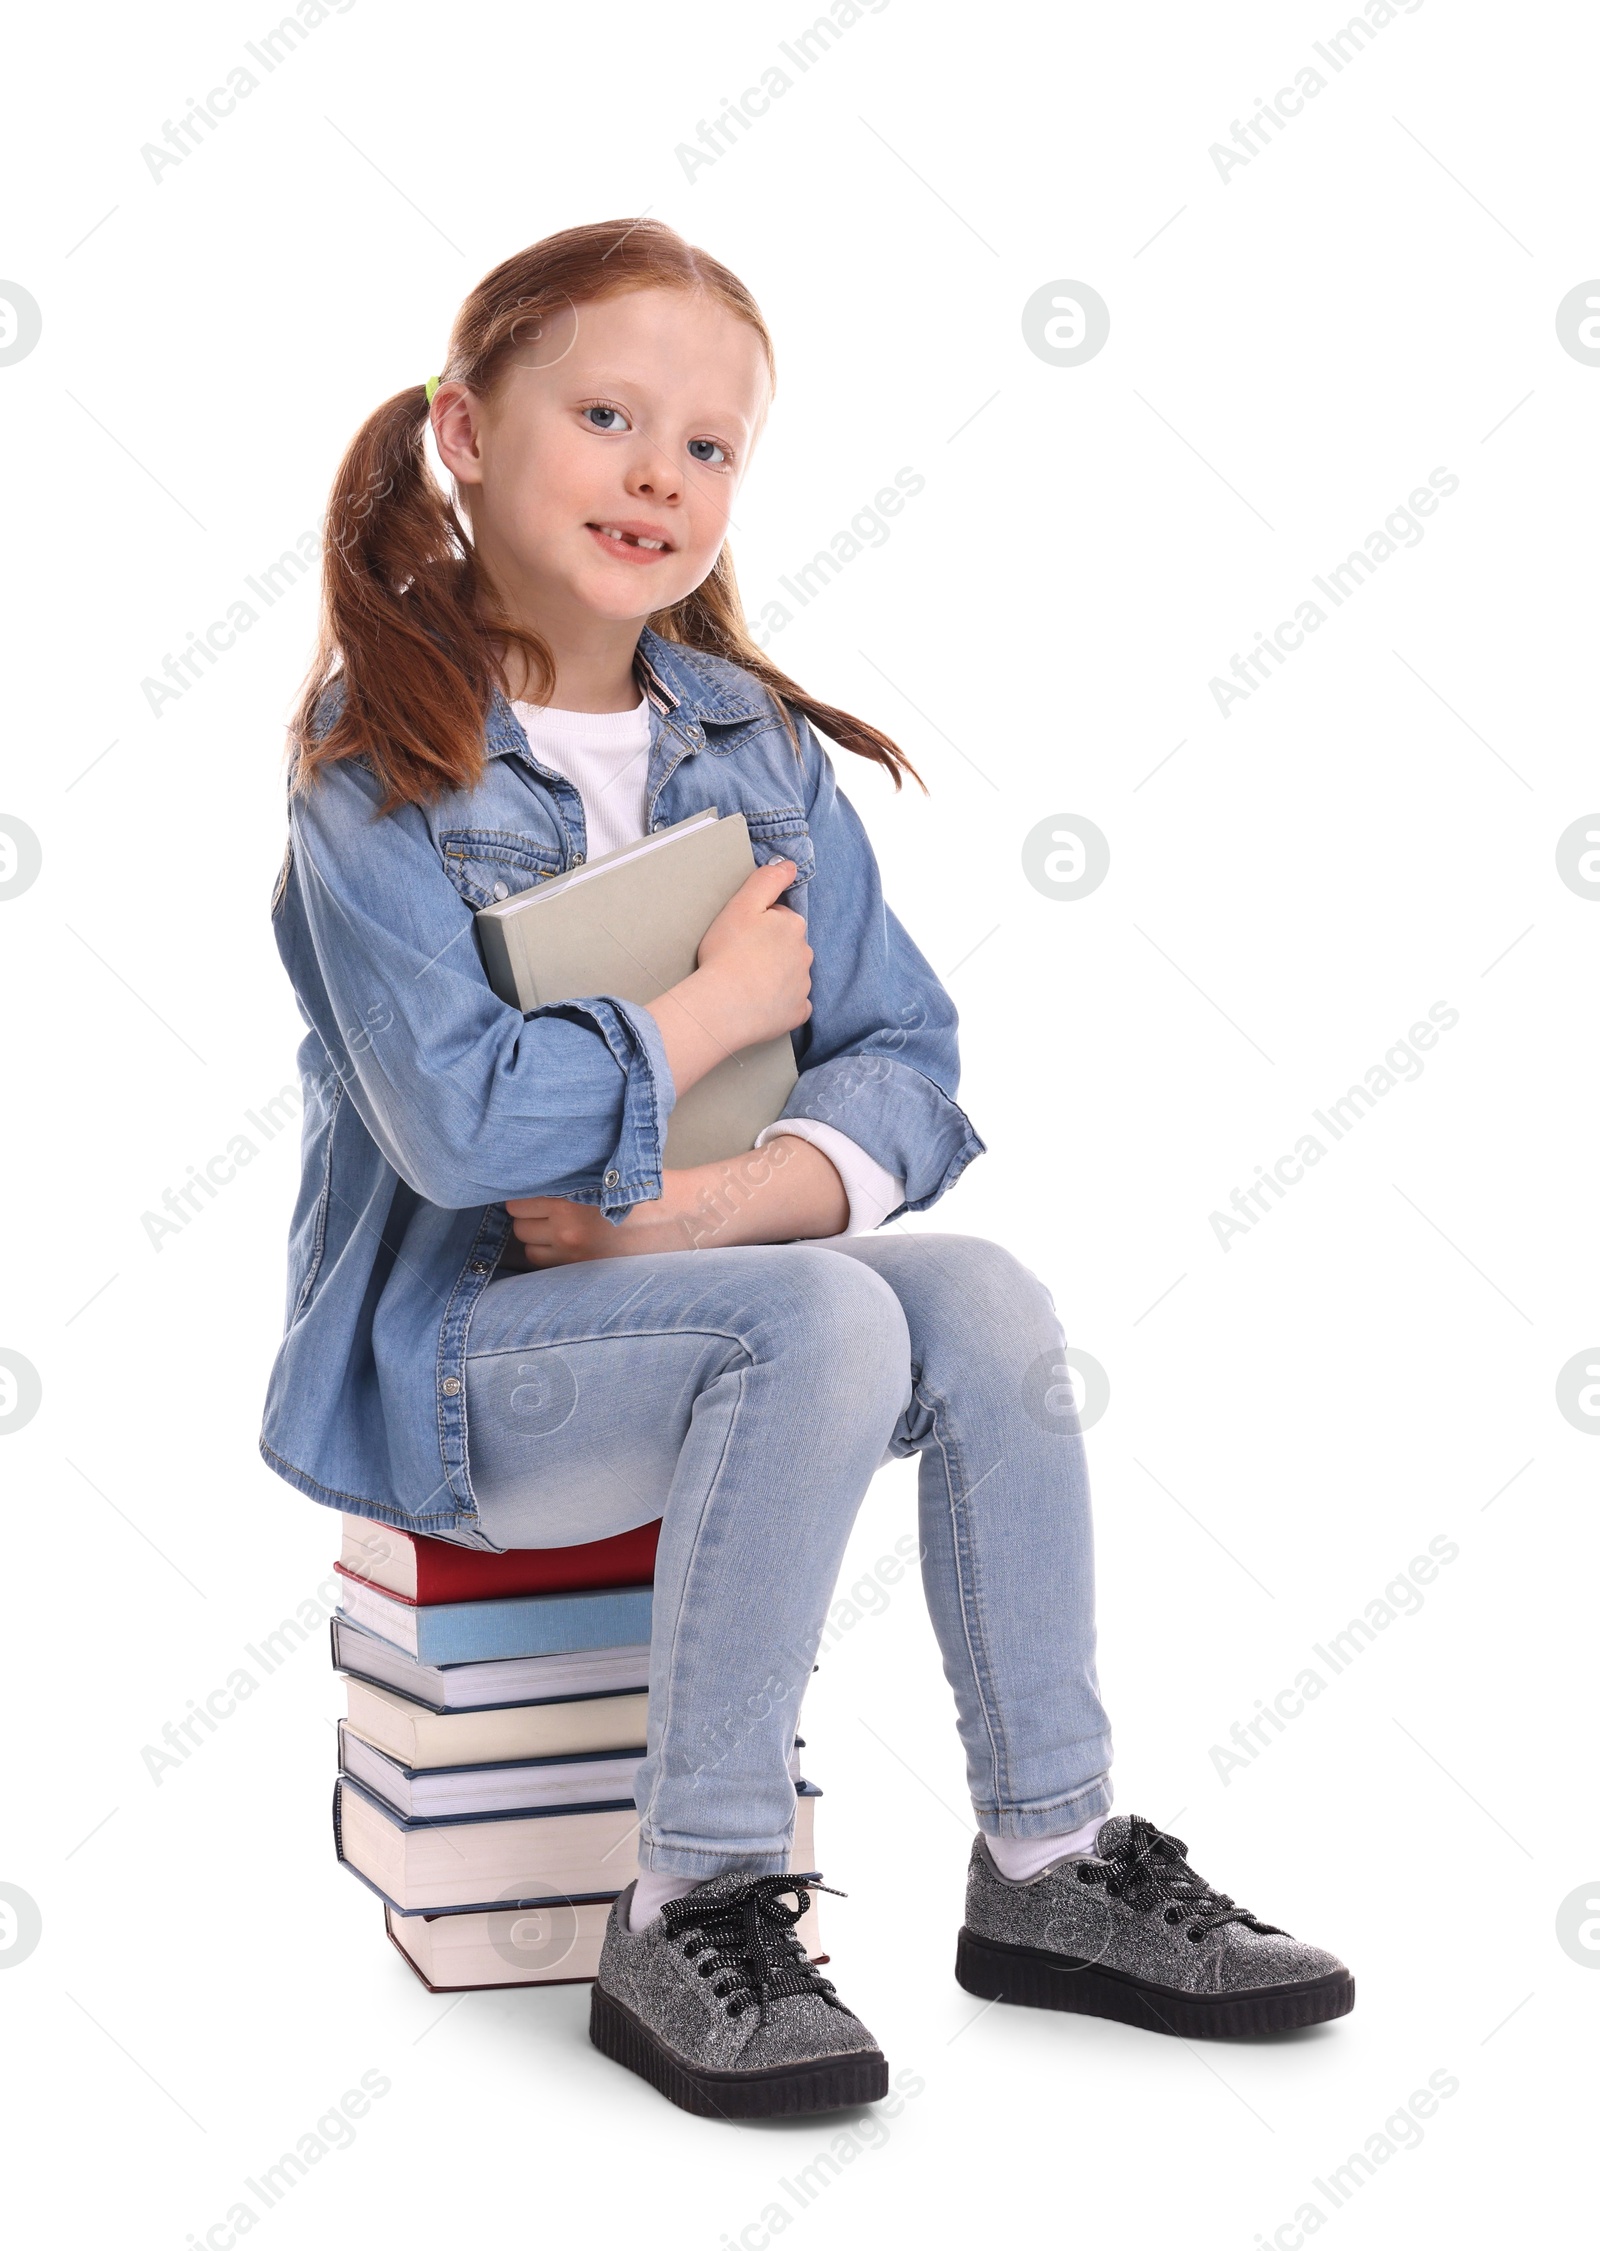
xmin=511 ymin=695 xmax=653 ymax=864
xmin=509 ymin=695 xmax=905 ymax=1235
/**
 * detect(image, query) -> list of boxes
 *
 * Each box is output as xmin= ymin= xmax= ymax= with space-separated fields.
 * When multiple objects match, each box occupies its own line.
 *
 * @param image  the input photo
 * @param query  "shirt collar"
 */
xmin=484 ymin=625 xmax=773 ymax=759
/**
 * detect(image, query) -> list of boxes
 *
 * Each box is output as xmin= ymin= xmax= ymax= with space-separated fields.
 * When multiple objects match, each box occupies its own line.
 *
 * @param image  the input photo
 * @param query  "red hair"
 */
xmin=291 ymin=218 xmax=921 ymax=813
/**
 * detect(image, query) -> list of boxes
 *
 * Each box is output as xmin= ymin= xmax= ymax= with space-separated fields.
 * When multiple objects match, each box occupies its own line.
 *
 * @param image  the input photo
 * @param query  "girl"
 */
xmin=263 ymin=220 xmax=1352 ymax=2120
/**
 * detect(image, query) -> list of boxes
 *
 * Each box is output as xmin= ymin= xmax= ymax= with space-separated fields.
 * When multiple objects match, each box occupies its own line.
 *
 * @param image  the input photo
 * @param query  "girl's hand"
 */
xmin=694 ymin=860 xmax=814 ymax=1050
xmin=643 ymin=863 xmax=812 ymax=1099
xmin=504 ymin=1184 xmax=692 ymax=1268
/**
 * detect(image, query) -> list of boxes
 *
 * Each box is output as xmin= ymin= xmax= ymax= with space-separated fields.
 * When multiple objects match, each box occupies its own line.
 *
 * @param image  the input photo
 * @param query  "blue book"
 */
xmin=335 ymin=1566 xmax=653 ymax=1665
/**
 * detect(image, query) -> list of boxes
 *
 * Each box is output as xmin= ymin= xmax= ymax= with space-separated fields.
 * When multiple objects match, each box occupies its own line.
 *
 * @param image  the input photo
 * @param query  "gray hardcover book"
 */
xmin=474 ymin=810 xmax=799 ymax=1169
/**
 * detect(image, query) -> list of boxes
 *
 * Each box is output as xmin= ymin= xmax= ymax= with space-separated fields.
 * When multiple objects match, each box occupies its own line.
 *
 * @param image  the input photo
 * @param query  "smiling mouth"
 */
xmin=588 ymin=523 xmax=672 ymax=552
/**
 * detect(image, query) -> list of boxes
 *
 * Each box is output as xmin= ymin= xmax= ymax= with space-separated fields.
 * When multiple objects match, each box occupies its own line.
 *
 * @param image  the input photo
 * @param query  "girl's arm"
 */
xmin=768 ymin=711 xmax=986 ymax=1214
xmin=639 ymin=856 xmax=813 ymax=1099
xmin=278 ymin=752 xmax=687 ymax=1216
xmin=507 ymin=1135 xmax=848 ymax=1266
xmin=506 ymin=713 xmax=986 ymax=1268
xmin=501 ymin=849 xmax=850 ymax=1263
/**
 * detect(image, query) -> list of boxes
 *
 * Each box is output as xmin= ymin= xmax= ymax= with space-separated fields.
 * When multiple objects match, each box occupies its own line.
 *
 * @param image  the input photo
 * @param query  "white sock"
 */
xmin=983 ymin=1815 xmax=1106 ymax=1882
xmin=627 ymin=1869 xmax=704 ymax=1932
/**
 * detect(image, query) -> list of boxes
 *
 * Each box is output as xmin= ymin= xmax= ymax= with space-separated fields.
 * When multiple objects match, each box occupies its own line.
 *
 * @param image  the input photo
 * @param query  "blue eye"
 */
xmin=688 ymin=437 xmax=728 ymax=465
xmin=582 ymin=404 xmax=630 ymax=431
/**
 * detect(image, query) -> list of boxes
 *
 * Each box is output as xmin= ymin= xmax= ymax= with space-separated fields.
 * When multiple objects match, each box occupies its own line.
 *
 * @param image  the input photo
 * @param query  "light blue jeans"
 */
xmin=458 ymin=1233 xmax=1113 ymax=1876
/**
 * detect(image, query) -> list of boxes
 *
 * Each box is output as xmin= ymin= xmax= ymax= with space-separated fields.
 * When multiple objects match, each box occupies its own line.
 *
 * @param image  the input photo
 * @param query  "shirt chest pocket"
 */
xmin=743 ymin=808 xmax=815 ymax=904
xmin=438 ymin=829 xmax=565 ymax=910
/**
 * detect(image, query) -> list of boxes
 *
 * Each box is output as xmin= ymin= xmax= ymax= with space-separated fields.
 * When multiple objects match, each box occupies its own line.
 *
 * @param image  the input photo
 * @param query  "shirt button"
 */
xmin=441 ymin=1377 xmax=462 ymax=1395
xmin=492 ymin=880 xmax=509 ymax=900
xmin=469 ymin=1261 xmax=488 ymax=1274
xmin=603 ymin=1168 xmax=620 ymax=1187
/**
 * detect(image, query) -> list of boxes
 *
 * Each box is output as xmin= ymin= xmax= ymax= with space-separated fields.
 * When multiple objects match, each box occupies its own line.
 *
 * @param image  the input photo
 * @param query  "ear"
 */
xmin=431 ymin=382 xmax=486 ymax=487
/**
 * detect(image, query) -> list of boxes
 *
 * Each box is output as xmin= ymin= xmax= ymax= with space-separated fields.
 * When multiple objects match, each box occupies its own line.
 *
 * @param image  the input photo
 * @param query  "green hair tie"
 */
xmin=424 ymin=375 xmax=441 ymax=404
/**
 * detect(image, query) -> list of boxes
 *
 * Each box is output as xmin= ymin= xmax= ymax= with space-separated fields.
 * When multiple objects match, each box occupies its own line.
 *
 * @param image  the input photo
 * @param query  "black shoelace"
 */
xmin=660 ymin=1873 xmax=846 ymax=2021
xmin=1075 ymin=1817 xmax=1283 ymax=1943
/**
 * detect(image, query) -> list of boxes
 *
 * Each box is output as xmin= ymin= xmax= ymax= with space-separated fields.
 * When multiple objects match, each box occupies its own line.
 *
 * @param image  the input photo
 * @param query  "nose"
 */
xmin=626 ymin=445 xmax=681 ymax=507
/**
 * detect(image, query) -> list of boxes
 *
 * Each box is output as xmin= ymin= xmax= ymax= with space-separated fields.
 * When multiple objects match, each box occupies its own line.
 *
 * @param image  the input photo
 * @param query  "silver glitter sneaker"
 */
xmin=591 ymin=1871 xmax=889 ymax=2118
xmin=956 ymin=1814 xmax=1355 ymax=2038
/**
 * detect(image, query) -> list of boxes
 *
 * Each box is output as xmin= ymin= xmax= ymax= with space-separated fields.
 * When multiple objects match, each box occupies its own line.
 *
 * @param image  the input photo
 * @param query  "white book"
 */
xmin=339 ymin=1716 xmax=805 ymax=1819
xmin=344 ymin=1677 xmax=650 ymax=1769
xmin=341 ymin=1727 xmax=646 ymax=1820
xmin=337 ymin=1774 xmax=819 ymax=1915
xmin=383 ymin=1887 xmax=825 ymax=1990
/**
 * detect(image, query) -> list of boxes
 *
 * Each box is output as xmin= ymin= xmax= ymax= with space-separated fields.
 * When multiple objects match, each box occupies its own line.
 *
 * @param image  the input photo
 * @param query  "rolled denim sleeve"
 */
xmin=778 ymin=715 xmax=986 ymax=1217
xmin=278 ymin=754 xmax=675 ymax=1216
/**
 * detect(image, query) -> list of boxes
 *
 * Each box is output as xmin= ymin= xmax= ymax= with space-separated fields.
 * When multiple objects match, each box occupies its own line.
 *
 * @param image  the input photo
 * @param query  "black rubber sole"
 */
xmin=589 ymin=1984 xmax=889 ymax=2118
xmin=955 ymin=1927 xmax=1355 ymax=2039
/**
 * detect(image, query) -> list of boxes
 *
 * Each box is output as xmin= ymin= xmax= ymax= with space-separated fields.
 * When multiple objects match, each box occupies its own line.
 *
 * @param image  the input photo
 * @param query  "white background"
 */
xmin=1 ymin=0 xmax=1594 ymax=2242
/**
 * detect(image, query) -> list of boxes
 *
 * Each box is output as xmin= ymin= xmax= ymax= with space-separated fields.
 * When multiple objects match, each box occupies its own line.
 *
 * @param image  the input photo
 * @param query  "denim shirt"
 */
xmin=259 ymin=627 xmax=985 ymax=1535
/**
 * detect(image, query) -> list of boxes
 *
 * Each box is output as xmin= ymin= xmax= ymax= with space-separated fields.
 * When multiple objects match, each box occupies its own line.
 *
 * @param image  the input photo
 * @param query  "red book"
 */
xmin=336 ymin=1511 xmax=660 ymax=1604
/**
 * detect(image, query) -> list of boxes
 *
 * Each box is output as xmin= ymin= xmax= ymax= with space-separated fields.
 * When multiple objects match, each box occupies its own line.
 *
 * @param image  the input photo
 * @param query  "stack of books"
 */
xmin=328 ymin=1512 xmax=824 ymax=1991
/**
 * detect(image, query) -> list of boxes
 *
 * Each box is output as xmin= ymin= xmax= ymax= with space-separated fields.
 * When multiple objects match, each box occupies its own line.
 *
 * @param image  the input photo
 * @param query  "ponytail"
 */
xmin=291 ymin=382 xmax=553 ymax=815
xmin=290 ymin=221 xmax=922 ymax=811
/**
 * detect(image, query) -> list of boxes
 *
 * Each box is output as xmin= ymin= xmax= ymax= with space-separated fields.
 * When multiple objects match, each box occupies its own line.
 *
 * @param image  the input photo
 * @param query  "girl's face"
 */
xmin=434 ymin=286 xmax=771 ymax=630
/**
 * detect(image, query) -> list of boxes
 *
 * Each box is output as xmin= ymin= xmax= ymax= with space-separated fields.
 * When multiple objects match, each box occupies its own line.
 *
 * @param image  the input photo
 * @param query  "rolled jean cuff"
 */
xmin=636 ymin=1837 xmax=794 ymax=1878
xmin=975 ymin=1773 xmax=1113 ymax=1840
